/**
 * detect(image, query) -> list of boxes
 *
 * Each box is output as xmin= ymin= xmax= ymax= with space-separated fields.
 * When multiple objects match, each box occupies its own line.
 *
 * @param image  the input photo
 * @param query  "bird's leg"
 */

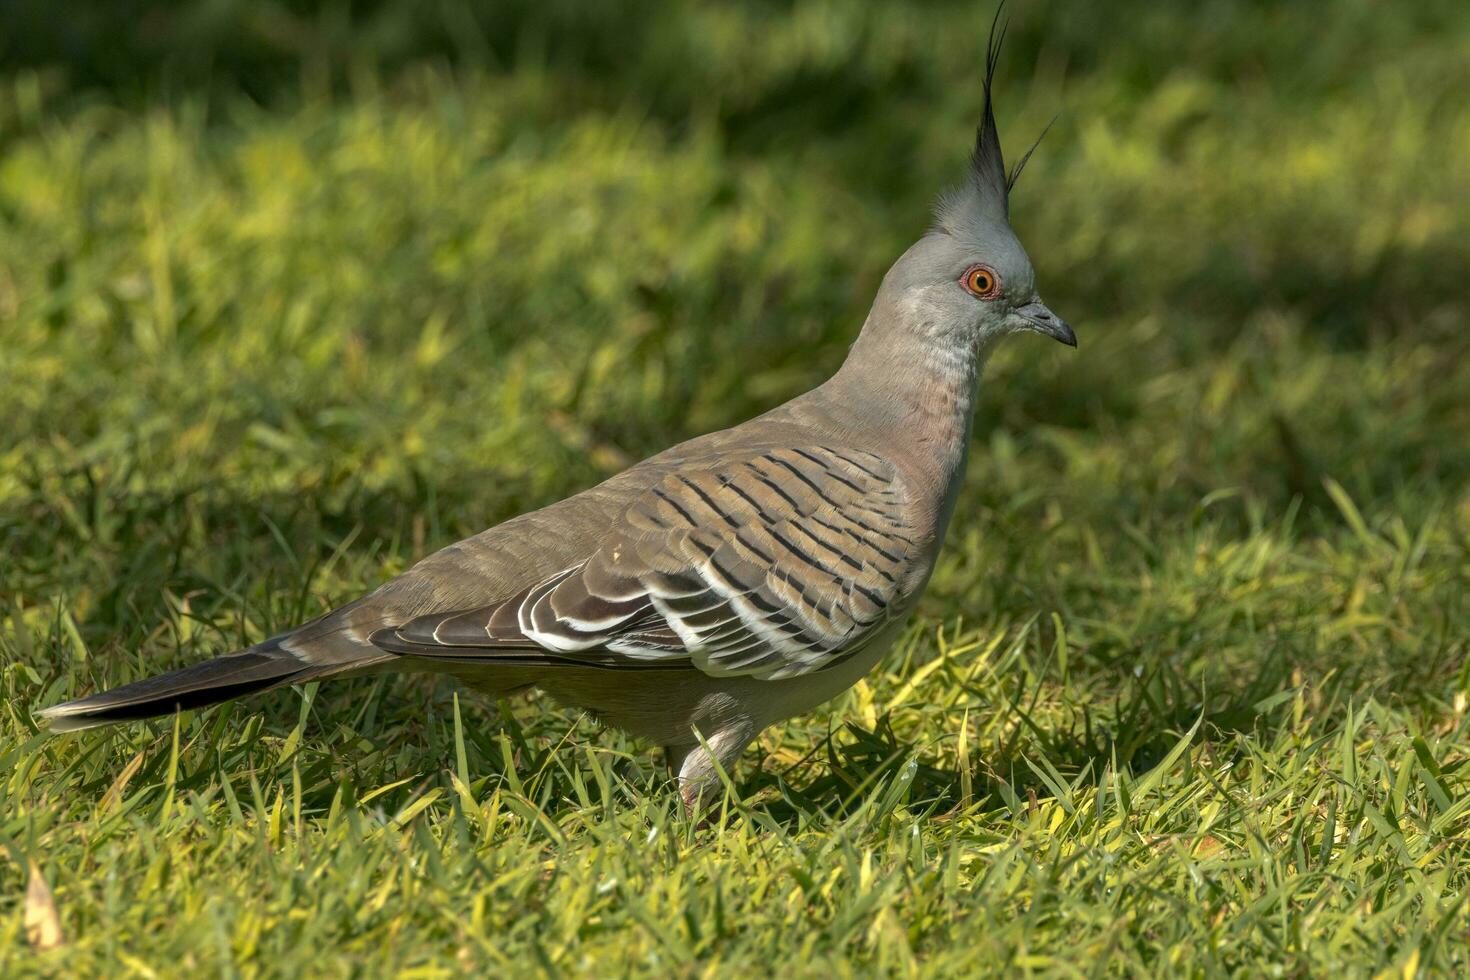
xmin=665 ymin=721 xmax=756 ymax=819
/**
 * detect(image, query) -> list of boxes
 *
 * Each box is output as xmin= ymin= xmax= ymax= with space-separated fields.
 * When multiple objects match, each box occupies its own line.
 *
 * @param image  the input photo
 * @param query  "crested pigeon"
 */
xmin=37 ymin=23 xmax=1074 ymax=808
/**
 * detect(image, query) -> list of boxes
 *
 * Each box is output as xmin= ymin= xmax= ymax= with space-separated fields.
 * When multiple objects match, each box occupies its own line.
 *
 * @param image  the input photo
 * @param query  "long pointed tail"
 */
xmin=38 ymin=595 xmax=405 ymax=732
xmin=36 ymin=641 xmax=323 ymax=733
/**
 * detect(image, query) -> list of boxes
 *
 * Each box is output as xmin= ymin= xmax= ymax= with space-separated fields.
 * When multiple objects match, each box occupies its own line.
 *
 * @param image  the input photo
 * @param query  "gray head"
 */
xmin=871 ymin=16 xmax=1074 ymax=357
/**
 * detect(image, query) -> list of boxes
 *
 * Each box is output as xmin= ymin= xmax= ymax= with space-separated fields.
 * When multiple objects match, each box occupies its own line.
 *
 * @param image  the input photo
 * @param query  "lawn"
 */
xmin=2 ymin=1 xmax=1469 ymax=974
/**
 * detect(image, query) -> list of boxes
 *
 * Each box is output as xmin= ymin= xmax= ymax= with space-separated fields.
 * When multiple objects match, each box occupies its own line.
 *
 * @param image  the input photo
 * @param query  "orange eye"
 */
xmin=961 ymin=265 xmax=1001 ymax=299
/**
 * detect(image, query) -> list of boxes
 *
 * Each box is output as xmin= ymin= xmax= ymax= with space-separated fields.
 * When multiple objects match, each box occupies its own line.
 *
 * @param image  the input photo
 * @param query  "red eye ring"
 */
xmin=961 ymin=264 xmax=1002 ymax=299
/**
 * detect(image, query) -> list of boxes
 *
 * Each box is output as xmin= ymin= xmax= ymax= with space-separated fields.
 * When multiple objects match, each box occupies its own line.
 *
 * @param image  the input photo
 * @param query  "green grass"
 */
xmin=2 ymin=1 xmax=1469 ymax=974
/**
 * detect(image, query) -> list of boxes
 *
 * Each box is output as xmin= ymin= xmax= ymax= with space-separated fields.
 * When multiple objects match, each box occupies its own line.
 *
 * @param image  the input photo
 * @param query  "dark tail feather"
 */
xmin=36 ymin=647 xmax=316 ymax=732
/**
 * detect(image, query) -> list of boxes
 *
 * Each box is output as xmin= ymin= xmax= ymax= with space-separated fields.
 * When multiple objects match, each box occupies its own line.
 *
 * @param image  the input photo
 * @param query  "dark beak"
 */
xmin=1014 ymin=301 xmax=1076 ymax=347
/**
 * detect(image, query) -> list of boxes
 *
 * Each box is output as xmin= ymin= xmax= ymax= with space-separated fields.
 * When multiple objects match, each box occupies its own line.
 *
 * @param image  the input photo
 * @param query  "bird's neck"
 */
xmin=816 ymin=313 xmax=984 ymax=508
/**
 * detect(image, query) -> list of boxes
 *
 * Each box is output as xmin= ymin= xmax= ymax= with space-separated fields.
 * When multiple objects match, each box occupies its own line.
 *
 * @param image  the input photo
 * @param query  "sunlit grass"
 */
xmin=2 ymin=1 xmax=1468 ymax=974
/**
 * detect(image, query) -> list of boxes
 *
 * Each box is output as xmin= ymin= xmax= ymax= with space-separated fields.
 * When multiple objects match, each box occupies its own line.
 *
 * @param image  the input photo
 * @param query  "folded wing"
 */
xmin=370 ymin=446 xmax=916 ymax=680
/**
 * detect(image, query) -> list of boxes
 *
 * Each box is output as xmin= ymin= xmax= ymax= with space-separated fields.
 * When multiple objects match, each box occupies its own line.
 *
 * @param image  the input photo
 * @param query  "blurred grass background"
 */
xmin=1 ymin=1 xmax=1468 ymax=974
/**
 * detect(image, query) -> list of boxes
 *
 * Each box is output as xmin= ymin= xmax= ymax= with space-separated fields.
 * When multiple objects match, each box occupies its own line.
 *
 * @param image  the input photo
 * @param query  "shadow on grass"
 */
xmin=740 ymin=657 xmax=1301 ymax=828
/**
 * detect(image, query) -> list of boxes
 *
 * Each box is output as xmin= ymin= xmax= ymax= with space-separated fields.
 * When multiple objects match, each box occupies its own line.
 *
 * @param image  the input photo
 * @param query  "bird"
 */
xmin=36 ymin=20 xmax=1075 ymax=810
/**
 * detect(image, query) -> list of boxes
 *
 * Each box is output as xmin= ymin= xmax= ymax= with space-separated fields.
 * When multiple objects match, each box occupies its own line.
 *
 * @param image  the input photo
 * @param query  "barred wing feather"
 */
xmin=370 ymin=447 xmax=916 ymax=680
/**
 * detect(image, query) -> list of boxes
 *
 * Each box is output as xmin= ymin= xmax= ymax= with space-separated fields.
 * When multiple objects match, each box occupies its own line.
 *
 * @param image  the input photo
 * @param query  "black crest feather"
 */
xmin=1006 ymin=113 xmax=1056 ymax=192
xmin=936 ymin=2 xmax=1052 ymax=235
xmin=969 ymin=5 xmax=1012 ymax=219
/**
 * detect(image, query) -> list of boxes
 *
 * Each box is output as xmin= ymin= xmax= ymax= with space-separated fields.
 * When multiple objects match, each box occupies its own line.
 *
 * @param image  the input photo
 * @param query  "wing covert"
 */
xmin=371 ymin=446 xmax=917 ymax=680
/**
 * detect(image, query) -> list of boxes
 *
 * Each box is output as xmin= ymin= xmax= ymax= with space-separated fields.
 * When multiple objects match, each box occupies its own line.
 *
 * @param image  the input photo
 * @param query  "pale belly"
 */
xmin=462 ymin=616 xmax=911 ymax=750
